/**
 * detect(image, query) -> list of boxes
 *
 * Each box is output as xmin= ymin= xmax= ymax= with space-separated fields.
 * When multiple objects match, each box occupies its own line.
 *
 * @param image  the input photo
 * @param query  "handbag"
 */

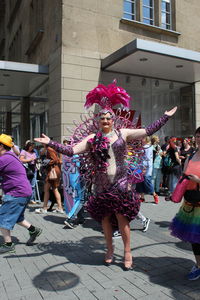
xmin=172 ymin=151 xmax=197 ymax=203
xmin=171 ymin=174 xmax=190 ymax=203
xmin=49 ymin=167 xmax=57 ymax=180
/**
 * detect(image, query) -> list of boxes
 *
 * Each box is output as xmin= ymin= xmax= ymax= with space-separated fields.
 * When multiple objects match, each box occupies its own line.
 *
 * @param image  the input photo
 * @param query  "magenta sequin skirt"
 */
xmin=86 ymin=185 xmax=141 ymax=226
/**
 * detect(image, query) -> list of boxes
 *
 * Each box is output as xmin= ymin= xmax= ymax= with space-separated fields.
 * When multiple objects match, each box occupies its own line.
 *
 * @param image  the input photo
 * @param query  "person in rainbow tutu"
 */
xmin=170 ymin=127 xmax=200 ymax=280
xmin=35 ymin=80 xmax=177 ymax=270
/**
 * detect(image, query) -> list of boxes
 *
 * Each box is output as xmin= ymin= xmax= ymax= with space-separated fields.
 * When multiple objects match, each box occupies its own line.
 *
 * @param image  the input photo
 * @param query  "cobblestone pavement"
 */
xmin=0 ymin=196 xmax=200 ymax=300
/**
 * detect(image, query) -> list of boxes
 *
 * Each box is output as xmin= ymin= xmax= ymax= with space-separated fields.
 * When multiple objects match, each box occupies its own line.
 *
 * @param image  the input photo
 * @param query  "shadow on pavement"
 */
xmin=154 ymin=221 xmax=171 ymax=228
xmin=133 ymin=256 xmax=199 ymax=298
xmin=7 ymin=237 xmax=106 ymax=266
xmin=82 ymin=218 xmax=102 ymax=232
xmin=175 ymin=241 xmax=192 ymax=251
xmin=33 ymin=263 xmax=80 ymax=291
xmin=35 ymin=237 xmax=106 ymax=266
xmin=0 ymin=236 xmax=19 ymax=244
xmin=43 ymin=215 xmax=66 ymax=224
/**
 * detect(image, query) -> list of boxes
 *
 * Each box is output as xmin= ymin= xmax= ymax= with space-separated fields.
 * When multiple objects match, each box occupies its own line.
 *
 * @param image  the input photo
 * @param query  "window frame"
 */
xmin=122 ymin=0 xmax=177 ymax=35
xmin=161 ymin=0 xmax=172 ymax=30
xmin=142 ymin=0 xmax=154 ymax=26
xmin=123 ymin=0 xmax=136 ymax=21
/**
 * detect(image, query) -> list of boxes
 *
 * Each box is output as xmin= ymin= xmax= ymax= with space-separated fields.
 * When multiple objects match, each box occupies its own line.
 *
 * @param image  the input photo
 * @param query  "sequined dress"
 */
xmin=48 ymin=113 xmax=170 ymax=225
xmin=86 ymin=130 xmax=141 ymax=225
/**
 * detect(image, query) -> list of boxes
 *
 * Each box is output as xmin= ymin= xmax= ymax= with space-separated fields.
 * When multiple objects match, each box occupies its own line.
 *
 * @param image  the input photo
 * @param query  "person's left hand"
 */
xmin=34 ymin=134 xmax=50 ymax=145
xmin=187 ymin=174 xmax=200 ymax=183
xmin=164 ymin=106 xmax=177 ymax=117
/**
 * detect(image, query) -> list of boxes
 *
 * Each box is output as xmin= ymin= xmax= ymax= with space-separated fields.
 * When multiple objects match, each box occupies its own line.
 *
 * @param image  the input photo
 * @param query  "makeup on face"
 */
xmin=100 ymin=116 xmax=112 ymax=121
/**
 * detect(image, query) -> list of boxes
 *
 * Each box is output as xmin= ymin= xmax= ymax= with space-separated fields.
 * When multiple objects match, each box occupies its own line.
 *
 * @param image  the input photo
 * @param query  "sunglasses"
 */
xmin=100 ymin=117 xmax=112 ymax=121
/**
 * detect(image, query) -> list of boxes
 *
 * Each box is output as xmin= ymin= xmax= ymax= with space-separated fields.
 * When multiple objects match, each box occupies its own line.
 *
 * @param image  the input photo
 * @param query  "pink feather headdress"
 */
xmin=84 ymin=79 xmax=131 ymax=111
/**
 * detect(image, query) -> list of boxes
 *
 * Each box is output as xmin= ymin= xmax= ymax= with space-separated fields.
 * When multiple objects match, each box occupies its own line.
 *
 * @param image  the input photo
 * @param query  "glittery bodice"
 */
xmin=111 ymin=132 xmax=127 ymax=182
xmin=93 ymin=131 xmax=127 ymax=194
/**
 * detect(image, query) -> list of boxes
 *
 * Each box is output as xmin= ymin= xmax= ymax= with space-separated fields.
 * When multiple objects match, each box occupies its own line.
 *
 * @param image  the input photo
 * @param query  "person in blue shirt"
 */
xmin=136 ymin=136 xmax=159 ymax=204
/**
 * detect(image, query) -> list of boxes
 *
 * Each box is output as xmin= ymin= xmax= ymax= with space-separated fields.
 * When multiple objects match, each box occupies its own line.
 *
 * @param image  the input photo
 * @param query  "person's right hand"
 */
xmin=164 ymin=106 xmax=177 ymax=117
xmin=34 ymin=134 xmax=50 ymax=145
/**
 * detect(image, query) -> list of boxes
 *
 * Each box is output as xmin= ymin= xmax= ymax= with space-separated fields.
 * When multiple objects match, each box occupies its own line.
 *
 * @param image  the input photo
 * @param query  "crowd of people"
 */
xmin=0 ymin=81 xmax=199 ymax=280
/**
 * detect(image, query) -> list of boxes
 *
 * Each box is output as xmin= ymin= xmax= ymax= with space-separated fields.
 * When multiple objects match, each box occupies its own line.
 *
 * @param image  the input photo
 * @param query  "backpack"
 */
xmin=162 ymin=153 xmax=174 ymax=173
xmin=163 ymin=154 xmax=173 ymax=168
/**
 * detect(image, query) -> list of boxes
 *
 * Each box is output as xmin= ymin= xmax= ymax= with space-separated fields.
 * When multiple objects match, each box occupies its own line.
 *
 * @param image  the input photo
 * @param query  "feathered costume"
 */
xmin=48 ymin=80 xmax=170 ymax=225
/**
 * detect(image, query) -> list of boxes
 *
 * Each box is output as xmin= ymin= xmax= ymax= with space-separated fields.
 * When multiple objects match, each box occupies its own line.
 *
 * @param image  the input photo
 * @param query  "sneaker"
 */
xmin=188 ymin=265 xmax=200 ymax=280
xmin=153 ymin=194 xmax=159 ymax=204
xmin=142 ymin=218 xmax=150 ymax=232
xmin=29 ymin=200 xmax=36 ymax=204
xmin=26 ymin=227 xmax=42 ymax=246
xmin=53 ymin=209 xmax=64 ymax=214
xmin=112 ymin=230 xmax=121 ymax=239
xmin=165 ymin=195 xmax=171 ymax=201
xmin=64 ymin=218 xmax=76 ymax=229
xmin=0 ymin=243 xmax=15 ymax=254
xmin=35 ymin=208 xmax=47 ymax=214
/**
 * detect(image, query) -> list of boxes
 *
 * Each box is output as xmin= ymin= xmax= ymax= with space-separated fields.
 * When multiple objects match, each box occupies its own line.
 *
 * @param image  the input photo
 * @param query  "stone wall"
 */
xmin=61 ymin=0 xmax=200 ymax=138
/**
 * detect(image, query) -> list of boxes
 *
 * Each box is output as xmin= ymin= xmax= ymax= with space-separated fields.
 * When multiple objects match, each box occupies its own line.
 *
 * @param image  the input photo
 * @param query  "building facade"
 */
xmin=0 ymin=0 xmax=200 ymax=146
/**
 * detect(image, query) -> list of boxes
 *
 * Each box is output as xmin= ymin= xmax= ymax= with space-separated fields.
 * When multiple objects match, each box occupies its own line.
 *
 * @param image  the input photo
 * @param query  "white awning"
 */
xmin=102 ymin=39 xmax=200 ymax=83
xmin=0 ymin=60 xmax=48 ymax=97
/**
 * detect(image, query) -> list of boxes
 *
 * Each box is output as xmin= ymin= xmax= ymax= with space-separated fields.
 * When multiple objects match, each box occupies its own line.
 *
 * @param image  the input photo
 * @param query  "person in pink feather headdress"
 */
xmin=34 ymin=80 xmax=177 ymax=270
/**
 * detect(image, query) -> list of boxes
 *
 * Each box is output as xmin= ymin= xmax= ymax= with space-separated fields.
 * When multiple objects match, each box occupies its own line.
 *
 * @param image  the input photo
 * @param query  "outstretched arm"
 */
xmin=122 ymin=107 xmax=177 ymax=140
xmin=34 ymin=133 xmax=94 ymax=156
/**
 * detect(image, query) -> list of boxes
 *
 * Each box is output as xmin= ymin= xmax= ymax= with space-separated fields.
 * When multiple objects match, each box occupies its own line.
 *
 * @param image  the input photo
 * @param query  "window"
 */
xmin=123 ymin=0 xmax=136 ymax=20
xmin=142 ymin=0 xmax=154 ymax=25
xmin=122 ymin=0 xmax=176 ymax=33
xmin=161 ymin=0 xmax=171 ymax=29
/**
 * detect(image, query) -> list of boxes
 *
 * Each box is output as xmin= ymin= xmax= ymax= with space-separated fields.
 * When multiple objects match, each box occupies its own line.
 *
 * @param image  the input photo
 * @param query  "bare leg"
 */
xmin=102 ymin=216 xmax=114 ymax=263
xmin=116 ymin=214 xmax=130 ymax=252
xmin=52 ymin=188 xmax=63 ymax=210
xmin=116 ymin=214 xmax=133 ymax=269
xmin=0 ymin=228 xmax=12 ymax=243
xmin=17 ymin=219 xmax=31 ymax=229
xmin=43 ymin=182 xmax=50 ymax=210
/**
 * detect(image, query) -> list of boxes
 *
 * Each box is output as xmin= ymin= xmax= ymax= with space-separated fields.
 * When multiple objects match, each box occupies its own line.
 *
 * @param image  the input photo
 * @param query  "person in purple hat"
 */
xmin=0 ymin=134 xmax=42 ymax=254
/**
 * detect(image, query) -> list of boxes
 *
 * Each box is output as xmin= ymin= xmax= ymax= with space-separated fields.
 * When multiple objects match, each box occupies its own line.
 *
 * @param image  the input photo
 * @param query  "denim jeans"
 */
xmin=0 ymin=194 xmax=30 ymax=230
xmin=152 ymin=168 xmax=162 ymax=193
xmin=168 ymin=173 xmax=179 ymax=193
xmin=136 ymin=175 xmax=154 ymax=194
xmin=29 ymin=171 xmax=37 ymax=201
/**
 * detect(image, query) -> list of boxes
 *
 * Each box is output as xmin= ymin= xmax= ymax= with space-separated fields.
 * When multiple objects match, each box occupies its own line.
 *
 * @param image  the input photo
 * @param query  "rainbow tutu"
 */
xmin=170 ymin=201 xmax=200 ymax=244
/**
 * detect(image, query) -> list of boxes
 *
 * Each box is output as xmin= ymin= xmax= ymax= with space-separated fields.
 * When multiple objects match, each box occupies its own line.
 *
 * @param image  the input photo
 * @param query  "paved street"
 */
xmin=0 ymin=196 xmax=200 ymax=300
